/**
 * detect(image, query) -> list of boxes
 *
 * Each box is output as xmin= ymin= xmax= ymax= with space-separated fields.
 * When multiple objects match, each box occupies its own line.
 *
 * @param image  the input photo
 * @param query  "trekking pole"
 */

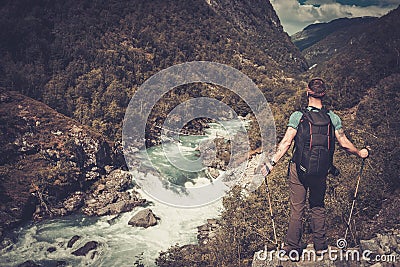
xmin=262 ymin=163 xmax=284 ymax=267
xmin=263 ymin=164 xmax=278 ymax=246
xmin=256 ymin=157 xmax=282 ymax=266
xmin=344 ymin=157 xmax=366 ymax=242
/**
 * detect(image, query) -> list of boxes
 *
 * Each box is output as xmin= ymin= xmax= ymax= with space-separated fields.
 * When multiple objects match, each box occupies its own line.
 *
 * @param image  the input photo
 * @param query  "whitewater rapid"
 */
xmin=0 ymin=119 xmax=249 ymax=267
xmin=0 ymin=196 xmax=222 ymax=266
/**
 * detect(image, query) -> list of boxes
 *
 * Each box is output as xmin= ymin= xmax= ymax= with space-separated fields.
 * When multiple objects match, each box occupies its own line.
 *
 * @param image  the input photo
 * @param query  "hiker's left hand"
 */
xmin=261 ymin=162 xmax=273 ymax=176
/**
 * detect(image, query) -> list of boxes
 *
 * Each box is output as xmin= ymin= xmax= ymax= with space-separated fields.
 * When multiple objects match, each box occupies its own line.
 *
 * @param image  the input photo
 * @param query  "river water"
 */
xmin=0 ymin=119 xmax=248 ymax=267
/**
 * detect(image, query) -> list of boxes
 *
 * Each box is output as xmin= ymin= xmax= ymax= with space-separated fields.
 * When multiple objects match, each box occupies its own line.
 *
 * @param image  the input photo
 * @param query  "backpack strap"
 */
xmin=292 ymin=108 xmax=307 ymax=165
xmin=308 ymin=106 xmax=320 ymax=112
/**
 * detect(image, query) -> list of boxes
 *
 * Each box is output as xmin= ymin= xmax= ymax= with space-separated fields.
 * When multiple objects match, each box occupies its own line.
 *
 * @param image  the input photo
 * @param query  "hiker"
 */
xmin=261 ymin=78 xmax=369 ymax=256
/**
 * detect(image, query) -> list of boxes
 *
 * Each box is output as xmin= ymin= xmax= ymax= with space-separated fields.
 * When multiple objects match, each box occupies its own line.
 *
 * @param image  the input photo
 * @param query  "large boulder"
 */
xmin=71 ymin=241 xmax=98 ymax=256
xmin=128 ymin=209 xmax=159 ymax=228
xmin=67 ymin=235 xmax=81 ymax=248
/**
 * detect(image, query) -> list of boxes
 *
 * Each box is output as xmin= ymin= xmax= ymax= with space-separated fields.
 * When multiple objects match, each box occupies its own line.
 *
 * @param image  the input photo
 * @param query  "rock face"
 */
xmin=63 ymin=192 xmax=86 ymax=213
xmin=82 ymin=170 xmax=146 ymax=216
xmin=0 ymin=90 xmax=127 ymax=232
xmin=208 ymin=0 xmax=307 ymax=72
xmin=128 ymin=209 xmax=159 ymax=228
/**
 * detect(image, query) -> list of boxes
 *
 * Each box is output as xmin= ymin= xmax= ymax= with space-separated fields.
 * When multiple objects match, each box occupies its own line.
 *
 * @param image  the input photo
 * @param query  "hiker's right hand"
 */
xmin=261 ymin=162 xmax=273 ymax=176
xmin=359 ymin=147 xmax=370 ymax=159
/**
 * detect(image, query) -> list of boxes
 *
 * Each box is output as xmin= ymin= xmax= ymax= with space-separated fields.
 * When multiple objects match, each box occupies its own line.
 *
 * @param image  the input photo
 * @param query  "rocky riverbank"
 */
xmin=0 ymin=90 xmax=147 ymax=241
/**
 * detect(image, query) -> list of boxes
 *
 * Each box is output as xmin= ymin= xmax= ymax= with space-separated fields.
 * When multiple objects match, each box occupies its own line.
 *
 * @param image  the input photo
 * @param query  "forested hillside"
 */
xmin=0 ymin=0 xmax=306 ymax=143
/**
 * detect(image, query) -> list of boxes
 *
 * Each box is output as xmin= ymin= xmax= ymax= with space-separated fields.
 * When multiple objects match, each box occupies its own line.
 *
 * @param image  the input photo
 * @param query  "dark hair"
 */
xmin=307 ymin=78 xmax=326 ymax=98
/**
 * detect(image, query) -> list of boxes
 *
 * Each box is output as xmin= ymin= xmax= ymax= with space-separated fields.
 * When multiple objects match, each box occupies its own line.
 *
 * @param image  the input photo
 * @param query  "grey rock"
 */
xmin=67 ymin=235 xmax=80 ymax=248
xmin=71 ymin=241 xmax=98 ymax=256
xmin=47 ymin=246 xmax=57 ymax=253
xmin=197 ymin=224 xmax=210 ymax=232
xmin=360 ymin=239 xmax=380 ymax=252
xmin=104 ymin=170 xmax=133 ymax=191
xmin=17 ymin=261 xmax=41 ymax=267
xmin=85 ymin=171 xmax=100 ymax=181
xmin=63 ymin=192 xmax=85 ymax=212
xmin=49 ymin=207 xmax=68 ymax=217
xmin=128 ymin=209 xmax=159 ymax=228
xmin=83 ymin=191 xmax=145 ymax=216
xmin=56 ymin=261 xmax=67 ymax=267
xmin=197 ymin=219 xmax=220 ymax=245
xmin=378 ymin=234 xmax=392 ymax=254
xmin=82 ymin=170 xmax=145 ymax=216
xmin=388 ymin=235 xmax=398 ymax=249
xmin=104 ymin=165 xmax=114 ymax=174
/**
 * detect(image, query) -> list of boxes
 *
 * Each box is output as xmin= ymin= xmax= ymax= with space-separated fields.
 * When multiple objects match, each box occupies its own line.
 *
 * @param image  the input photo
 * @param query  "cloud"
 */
xmin=270 ymin=0 xmax=399 ymax=35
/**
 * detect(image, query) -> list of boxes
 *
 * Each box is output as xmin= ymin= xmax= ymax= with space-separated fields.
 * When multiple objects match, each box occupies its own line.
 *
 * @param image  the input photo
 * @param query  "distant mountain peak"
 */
xmin=291 ymin=16 xmax=377 ymax=51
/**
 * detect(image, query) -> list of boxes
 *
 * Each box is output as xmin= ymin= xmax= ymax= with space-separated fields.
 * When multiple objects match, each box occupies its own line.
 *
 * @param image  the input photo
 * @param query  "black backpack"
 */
xmin=292 ymin=107 xmax=335 ymax=178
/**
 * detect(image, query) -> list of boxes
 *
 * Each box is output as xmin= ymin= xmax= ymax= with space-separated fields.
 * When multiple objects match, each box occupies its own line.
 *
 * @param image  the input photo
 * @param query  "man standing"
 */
xmin=261 ymin=78 xmax=369 ymax=256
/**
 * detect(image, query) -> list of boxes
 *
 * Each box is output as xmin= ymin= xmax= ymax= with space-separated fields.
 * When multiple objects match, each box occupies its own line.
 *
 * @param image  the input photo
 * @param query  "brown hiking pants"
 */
xmin=285 ymin=162 xmax=328 ymax=252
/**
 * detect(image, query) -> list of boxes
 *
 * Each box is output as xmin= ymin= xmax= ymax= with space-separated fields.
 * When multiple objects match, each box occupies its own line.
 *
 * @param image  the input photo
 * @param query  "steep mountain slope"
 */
xmin=306 ymin=6 xmax=400 ymax=109
xmin=291 ymin=17 xmax=377 ymax=51
xmin=293 ymin=17 xmax=379 ymax=67
xmin=208 ymin=0 xmax=304 ymax=67
xmin=0 ymin=0 xmax=307 ymax=142
xmin=0 ymin=90 xmax=142 ymax=235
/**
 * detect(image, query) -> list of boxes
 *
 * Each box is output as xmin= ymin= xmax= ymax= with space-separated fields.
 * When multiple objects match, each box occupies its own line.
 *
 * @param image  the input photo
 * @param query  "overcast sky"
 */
xmin=270 ymin=0 xmax=400 ymax=35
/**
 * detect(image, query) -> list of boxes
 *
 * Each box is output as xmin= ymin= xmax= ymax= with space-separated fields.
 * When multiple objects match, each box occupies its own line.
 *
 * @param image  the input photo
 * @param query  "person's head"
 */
xmin=307 ymin=78 xmax=326 ymax=99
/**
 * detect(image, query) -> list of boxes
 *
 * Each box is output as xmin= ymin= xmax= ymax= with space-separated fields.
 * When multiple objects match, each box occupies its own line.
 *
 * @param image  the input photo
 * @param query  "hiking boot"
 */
xmin=282 ymin=243 xmax=307 ymax=253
